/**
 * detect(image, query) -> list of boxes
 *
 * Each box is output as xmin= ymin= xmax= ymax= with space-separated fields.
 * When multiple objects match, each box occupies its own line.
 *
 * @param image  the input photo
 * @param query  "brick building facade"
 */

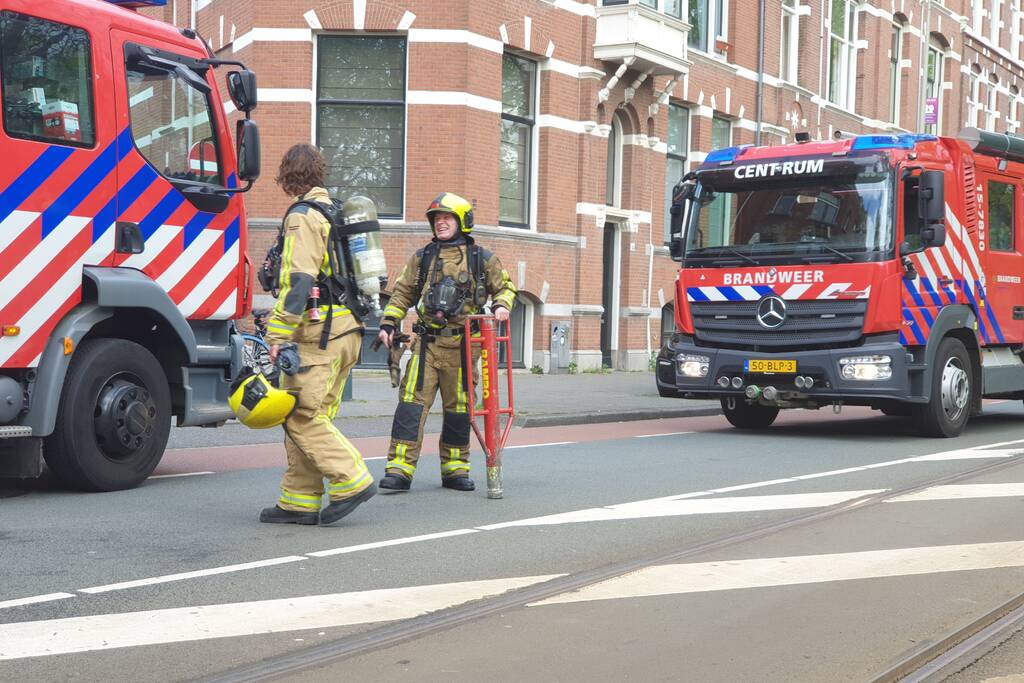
xmin=143 ymin=0 xmax=1024 ymax=371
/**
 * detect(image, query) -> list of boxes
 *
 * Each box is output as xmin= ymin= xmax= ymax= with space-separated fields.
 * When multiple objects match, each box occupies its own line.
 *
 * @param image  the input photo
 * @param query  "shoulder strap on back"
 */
xmin=413 ymin=242 xmax=439 ymax=303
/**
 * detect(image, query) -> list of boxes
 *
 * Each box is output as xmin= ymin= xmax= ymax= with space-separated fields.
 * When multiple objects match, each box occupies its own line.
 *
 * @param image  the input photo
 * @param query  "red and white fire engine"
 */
xmin=658 ymin=128 xmax=1024 ymax=438
xmin=0 ymin=0 xmax=260 ymax=489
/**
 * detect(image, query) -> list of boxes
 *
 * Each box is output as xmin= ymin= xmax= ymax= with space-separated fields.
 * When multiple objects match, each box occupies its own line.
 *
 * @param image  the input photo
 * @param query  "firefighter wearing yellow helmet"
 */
xmin=376 ymin=192 xmax=517 ymax=492
xmin=249 ymin=144 xmax=376 ymax=525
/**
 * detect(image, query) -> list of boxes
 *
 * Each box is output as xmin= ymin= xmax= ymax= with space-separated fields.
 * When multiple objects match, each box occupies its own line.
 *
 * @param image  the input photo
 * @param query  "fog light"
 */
xmin=804 ymin=376 xmax=814 ymax=388
xmin=745 ymin=385 xmax=761 ymax=399
xmin=762 ymin=386 xmax=778 ymax=401
xmin=839 ymin=355 xmax=892 ymax=381
xmin=731 ymin=376 xmax=743 ymax=389
xmin=676 ymin=353 xmax=710 ymax=378
xmin=794 ymin=376 xmax=806 ymax=389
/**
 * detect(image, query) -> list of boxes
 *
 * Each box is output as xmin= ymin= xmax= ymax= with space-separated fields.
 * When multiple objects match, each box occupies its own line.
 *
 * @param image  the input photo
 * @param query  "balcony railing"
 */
xmin=595 ymin=1 xmax=690 ymax=76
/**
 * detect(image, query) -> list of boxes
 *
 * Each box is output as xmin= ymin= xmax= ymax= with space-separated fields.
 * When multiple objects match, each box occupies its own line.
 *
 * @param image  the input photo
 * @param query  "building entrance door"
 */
xmin=601 ymin=223 xmax=617 ymax=368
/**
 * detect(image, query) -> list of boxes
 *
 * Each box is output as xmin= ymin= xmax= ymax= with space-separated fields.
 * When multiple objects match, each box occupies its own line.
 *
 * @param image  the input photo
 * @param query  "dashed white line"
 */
xmin=504 ymin=441 xmax=575 ymax=450
xmin=77 ymin=556 xmax=308 ymax=594
xmin=634 ymin=431 xmax=694 ymax=438
xmin=0 ymin=593 xmax=76 ymax=610
xmin=308 ymin=529 xmax=480 ymax=558
xmin=149 ymin=472 xmax=215 ymax=479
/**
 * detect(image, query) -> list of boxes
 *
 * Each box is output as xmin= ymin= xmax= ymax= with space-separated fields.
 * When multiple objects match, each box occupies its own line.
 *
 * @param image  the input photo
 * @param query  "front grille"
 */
xmin=690 ymin=299 xmax=867 ymax=350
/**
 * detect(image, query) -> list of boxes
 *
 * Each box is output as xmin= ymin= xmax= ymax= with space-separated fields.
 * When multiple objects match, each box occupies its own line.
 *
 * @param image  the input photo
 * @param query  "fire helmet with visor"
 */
xmin=426 ymin=192 xmax=474 ymax=234
xmin=228 ymin=369 xmax=297 ymax=429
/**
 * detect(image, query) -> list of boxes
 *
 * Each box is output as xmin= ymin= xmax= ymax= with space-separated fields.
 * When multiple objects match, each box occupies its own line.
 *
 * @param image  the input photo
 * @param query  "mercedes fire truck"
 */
xmin=0 ymin=0 xmax=260 ymax=489
xmin=657 ymin=128 xmax=1024 ymax=438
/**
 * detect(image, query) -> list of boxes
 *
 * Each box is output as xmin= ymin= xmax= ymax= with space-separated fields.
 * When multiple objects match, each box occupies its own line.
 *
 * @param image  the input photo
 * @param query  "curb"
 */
xmin=514 ymin=405 xmax=723 ymax=428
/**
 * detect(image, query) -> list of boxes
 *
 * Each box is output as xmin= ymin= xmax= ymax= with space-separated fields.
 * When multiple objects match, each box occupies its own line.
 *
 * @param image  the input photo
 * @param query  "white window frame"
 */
xmin=499 ymin=52 xmax=538 ymax=229
xmin=607 ymin=113 xmax=624 ymax=208
xmin=889 ymin=21 xmax=902 ymax=125
xmin=1013 ymin=1 xmax=1023 ymax=60
xmin=974 ymin=1 xmax=986 ymax=34
xmin=986 ymin=80 xmax=1000 ymax=130
xmin=827 ymin=0 xmax=858 ymax=109
xmin=780 ymin=0 xmax=799 ymax=83
xmin=664 ymin=103 xmax=690 ymax=242
xmin=1008 ymin=89 xmax=1019 ymax=133
xmin=925 ymin=41 xmax=945 ymax=134
xmin=991 ymin=0 xmax=1003 ymax=45
xmin=968 ymin=68 xmax=982 ymax=128
xmin=688 ymin=0 xmax=728 ymax=56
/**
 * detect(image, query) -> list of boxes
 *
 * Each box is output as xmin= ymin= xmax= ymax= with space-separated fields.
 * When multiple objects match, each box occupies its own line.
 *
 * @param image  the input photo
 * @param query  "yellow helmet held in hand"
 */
xmin=229 ymin=369 xmax=297 ymax=429
xmin=426 ymin=192 xmax=474 ymax=234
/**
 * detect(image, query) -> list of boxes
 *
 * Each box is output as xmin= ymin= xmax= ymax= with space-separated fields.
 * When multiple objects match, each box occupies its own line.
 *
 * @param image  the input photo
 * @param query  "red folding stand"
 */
xmin=463 ymin=315 xmax=515 ymax=499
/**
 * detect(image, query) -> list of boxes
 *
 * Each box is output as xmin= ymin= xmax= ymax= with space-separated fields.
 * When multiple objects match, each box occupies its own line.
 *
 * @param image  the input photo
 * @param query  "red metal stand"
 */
xmin=463 ymin=315 xmax=515 ymax=498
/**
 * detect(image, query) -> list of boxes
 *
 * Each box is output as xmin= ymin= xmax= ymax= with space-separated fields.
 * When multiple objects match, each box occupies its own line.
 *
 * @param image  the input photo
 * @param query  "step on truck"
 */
xmin=658 ymin=128 xmax=1024 ymax=437
xmin=0 ymin=0 xmax=260 ymax=489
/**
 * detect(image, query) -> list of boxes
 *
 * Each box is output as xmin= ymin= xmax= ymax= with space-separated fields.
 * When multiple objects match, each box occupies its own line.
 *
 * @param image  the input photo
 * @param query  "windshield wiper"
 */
xmin=803 ymin=245 xmax=854 ymax=262
xmin=717 ymin=248 xmax=759 ymax=265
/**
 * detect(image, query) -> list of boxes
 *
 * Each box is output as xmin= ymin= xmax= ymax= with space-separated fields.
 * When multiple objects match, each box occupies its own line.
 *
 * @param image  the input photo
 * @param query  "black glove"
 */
xmin=372 ymin=323 xmax=396 ymax=352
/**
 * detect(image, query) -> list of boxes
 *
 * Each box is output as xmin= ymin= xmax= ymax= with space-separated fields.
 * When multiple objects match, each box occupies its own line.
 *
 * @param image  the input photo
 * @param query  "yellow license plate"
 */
xmin=745 ymin=359 xmax=796 ymax=373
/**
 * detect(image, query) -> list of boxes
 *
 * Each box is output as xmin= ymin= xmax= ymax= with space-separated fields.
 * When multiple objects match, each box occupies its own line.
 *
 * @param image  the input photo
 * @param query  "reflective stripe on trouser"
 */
xmin=277 ymin=332 xmax=373 ymax=512
xmin=386 ymin=338 xmax=477 ymax=479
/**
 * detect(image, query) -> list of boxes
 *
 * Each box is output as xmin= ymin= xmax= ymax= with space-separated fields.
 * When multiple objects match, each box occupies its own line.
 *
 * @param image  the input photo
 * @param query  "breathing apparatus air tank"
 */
xmin=341 ymin=195 xmax=387 ymax=314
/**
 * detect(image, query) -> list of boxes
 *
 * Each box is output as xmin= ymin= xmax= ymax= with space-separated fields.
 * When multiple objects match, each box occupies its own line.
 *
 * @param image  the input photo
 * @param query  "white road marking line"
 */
xmin=149 ymin=472 xmax=215 ymax=479
xmin=0 ymin=593 xmax=75 ymax=610
xmin=308 ymin=529 xmax=480 ymax=558
xmin=887 ymin=483 xmax=1024 ymax=503
xmin=532 ymin=541 xmax=1024 ymax=606
xmin=634 ymin=431 xmax=694 ymax=438
xmin=77 ymin=556 xmax=308 ymax=594
xmin=504 ymin=441 xmax=575 ymax=450
xmin=477 ymin=490 xmax=885 ymax=529
xmin=0 ymin=575 xmax=563 ymax=660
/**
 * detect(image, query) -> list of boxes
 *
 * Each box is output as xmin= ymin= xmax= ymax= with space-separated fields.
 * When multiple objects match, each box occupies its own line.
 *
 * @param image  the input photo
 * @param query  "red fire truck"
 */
xmin=0 ymin=0 xmax=260 ymax=489
xmin=658 ymin=128 xmax=1024 ymax=438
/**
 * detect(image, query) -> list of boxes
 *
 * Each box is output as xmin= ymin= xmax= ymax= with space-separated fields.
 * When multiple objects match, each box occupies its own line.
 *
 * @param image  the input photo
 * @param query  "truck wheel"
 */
xmin=912 ymin=338 xmax=972 ymax=438
xmin=44 ymin=339 xmax=171 ymax=491
xmin=720 ymin=399 xmax=779 ymax=429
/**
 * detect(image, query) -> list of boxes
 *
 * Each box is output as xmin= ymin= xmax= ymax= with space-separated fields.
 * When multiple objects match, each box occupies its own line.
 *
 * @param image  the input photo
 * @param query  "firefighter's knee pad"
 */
xmin=441 ymin=411 xmax=470 ymax=446
xmin=391 ymin=402 xmax=424 ymax=441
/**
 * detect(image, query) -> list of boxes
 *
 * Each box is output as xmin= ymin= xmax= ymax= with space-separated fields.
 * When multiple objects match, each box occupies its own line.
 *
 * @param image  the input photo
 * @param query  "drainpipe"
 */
xmin=755 ymin=0 xmax=765 ymax=145
xmin=190 ymin=0 xmax=196 ymax=31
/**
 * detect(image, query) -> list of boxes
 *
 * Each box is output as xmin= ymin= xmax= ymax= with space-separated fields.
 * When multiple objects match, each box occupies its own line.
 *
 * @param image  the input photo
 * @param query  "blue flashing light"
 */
xmin=104 ymin=0 xmax=168 ymax=7
xmin=704 ymin=145 xmax=746 ymax=164
xmin=850 ymin=133 xmax=937 ymax=152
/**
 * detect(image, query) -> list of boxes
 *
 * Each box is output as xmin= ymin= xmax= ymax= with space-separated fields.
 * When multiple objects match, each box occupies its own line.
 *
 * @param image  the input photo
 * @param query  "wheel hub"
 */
xmin=94 ymin=378 xmax=157 ymax=459
xmin=939 ymin=357 xmax=969 ymax=421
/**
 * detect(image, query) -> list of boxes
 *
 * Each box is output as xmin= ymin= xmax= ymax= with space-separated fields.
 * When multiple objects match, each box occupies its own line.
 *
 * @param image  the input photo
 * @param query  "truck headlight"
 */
xmin=677 ymin=354 xmax=710 ymax=378
xmin=839 ymin=355 xmax=892 ymax=381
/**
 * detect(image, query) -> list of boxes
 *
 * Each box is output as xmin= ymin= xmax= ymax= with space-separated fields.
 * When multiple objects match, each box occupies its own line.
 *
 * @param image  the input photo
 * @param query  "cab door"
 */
xmin=977 ymin=172 xmax=1022 ymax=344
xmin=108 ymin=27 xmax=244 ymax=321
xmin=0 ymin=2 xmax=117 ymax=368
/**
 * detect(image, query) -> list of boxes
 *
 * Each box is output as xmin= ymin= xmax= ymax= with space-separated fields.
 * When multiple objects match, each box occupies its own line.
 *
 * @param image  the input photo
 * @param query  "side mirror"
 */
xmin=918 ymin=170 xmax=945 ymax=223
xmin=922 ymin=222 xmax=946 ymax=248
xmin=227 ymin=70 xmax=258 ymax=113
xmin=236 ymin=119 xmax=261 ymax=182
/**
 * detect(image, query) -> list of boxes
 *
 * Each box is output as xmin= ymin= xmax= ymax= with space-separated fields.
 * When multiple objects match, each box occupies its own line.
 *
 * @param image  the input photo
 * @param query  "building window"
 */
xmin=317 ymin=36 xmax=406 ymax=217
xmin=973 ymin=1 xmax=985 ymax=34
xmin=781 ymin=0 xmax=799 ymax=83
xmin=0 ymin=11 xmax=95 ymax=148
xmin=925 ymin=41 xmax=944 ymax=134
xmin=827 ymin=0 xmax=857 ymax=108
xmin=688 ymin=0 xmax=727 ymax=56
xmin=500 ymin=53 xmax=536 ymax=227
xmin=605 ymin=0 xmax=680 ymax=16
xmin=986 ymin=77 xmax=1000 ymax=131
xmin=988 ymin=180 xmax=1015 ymax=252
xmin=1008 ymin=86 xmax=1019 ymax=134
xmin=497 ymin=296 xmax=528 ymax=368
xmin=1014 ymin=4 xmax=1022 ymax=61
xmin=968 ymin=66 xmax=982 ymax=129
xmin=889 ymin=21 xmax=902 ymax=126
xmin=664 ymin=104 xmax=689 ymax=242
xmin=606 ymin=113 xmax=623 ymax=207
xmin=990 ymin=0 xmax=1002 ymax=45
xmin=707 ymin=116 xmax=732 ymax=245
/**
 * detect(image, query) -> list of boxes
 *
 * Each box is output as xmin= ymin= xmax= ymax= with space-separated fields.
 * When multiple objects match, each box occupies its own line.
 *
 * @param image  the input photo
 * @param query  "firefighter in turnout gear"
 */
xmin=376 ymin=192 xmax=517 ymax=491
xmin=260 ymin=144 xmax=376 ymax=525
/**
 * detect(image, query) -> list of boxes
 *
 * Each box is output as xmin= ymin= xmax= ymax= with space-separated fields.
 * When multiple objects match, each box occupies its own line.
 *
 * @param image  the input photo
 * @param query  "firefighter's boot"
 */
xmin=320 ymin=483 xmax=377 ymax=525
xmin=441 ymin=476 xmax=475 ymax=491
xmin=379 ymin=474 xmax=412 ymax=491
xmin=259 ymin=505 xmax=319 ymax=525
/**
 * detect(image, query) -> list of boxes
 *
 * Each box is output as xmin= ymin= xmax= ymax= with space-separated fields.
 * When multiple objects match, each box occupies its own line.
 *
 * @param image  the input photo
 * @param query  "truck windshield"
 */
xmin=683 ymin=155 xmax=894 ymax=265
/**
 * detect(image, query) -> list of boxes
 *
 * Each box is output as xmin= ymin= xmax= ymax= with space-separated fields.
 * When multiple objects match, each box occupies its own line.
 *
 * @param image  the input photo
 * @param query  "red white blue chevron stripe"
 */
xmin=0 ymin=129 xmax=245 ymax=369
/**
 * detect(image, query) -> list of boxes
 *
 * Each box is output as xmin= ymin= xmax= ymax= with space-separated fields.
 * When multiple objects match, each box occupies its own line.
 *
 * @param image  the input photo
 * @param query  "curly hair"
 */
xmin=275 ymin=144 xmax=326 ymax=197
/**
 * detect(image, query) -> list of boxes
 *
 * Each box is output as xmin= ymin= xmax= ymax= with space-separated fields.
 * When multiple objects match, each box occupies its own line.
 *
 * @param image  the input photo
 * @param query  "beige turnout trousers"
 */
xmin=277 ymin=330 xmax=373 ymax=512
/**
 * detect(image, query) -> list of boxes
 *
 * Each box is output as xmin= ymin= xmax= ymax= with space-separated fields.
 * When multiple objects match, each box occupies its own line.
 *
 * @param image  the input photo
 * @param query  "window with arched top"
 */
xmin=606 ymin=113 xmax=623 ymax=207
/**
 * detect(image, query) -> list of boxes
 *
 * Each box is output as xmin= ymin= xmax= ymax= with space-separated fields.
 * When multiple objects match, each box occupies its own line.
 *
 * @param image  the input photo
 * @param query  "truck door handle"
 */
xmin=115 ymin=222 xmax=144 ymax=254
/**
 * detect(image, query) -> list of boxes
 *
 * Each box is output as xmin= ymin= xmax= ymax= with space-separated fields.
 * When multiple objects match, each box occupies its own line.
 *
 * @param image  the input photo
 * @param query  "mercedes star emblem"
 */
xmin=756 ymin=296 xmax=787 ymax=329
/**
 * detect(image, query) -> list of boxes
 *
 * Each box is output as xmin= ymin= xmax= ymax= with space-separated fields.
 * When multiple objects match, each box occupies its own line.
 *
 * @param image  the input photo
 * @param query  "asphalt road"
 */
xmin=3 ymin=405 xmax=1024 ymax=681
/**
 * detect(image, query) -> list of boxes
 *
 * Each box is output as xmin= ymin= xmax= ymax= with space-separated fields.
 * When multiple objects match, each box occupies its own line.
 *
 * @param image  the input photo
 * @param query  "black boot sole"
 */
xmin=320 ymin=484 xmax=377 ymax=525
xmin=441 ymin=477 xmax=475 ymax=491
xmin=379 ymin=476 xmax=411 ymax=492
xmin=259 ymin=507 xmax=319 ymax=525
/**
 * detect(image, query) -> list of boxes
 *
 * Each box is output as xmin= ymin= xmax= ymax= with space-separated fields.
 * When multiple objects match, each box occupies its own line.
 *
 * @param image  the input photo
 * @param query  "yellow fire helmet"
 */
xmin=228 ymin=369 xmax=297 ymax=429
xmin=426 ymin=192 xmax=474 ymax=234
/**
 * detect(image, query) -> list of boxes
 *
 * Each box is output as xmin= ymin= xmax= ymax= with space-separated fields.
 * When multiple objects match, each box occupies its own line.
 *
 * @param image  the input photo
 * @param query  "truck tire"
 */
xmin=44 ymin=339 xmax=171 ymax=491
xmin=911 ymin=337 xmax=972 ymax=438
xmin=721 ymin=398 xmax=779 ymax=429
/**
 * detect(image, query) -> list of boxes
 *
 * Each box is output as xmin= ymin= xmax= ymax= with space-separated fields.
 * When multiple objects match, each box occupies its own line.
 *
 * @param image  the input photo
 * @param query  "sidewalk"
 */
xmin=343 ymin=368 xmax=721 ymax=431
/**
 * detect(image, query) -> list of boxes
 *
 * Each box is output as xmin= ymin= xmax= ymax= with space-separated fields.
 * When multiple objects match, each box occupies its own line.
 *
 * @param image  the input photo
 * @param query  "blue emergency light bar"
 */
xmin=704 ymin=145 xmax=753 ymax=165
xmin=104 ymin=0 xmax=168 ymax=7
xmin=850 ymin=133 xmax=937 ymax=152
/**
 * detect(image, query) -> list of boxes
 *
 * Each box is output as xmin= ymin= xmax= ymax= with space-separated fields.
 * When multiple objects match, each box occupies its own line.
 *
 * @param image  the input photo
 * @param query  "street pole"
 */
xmin=755 ymin=0 xmax=765 ymax=145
